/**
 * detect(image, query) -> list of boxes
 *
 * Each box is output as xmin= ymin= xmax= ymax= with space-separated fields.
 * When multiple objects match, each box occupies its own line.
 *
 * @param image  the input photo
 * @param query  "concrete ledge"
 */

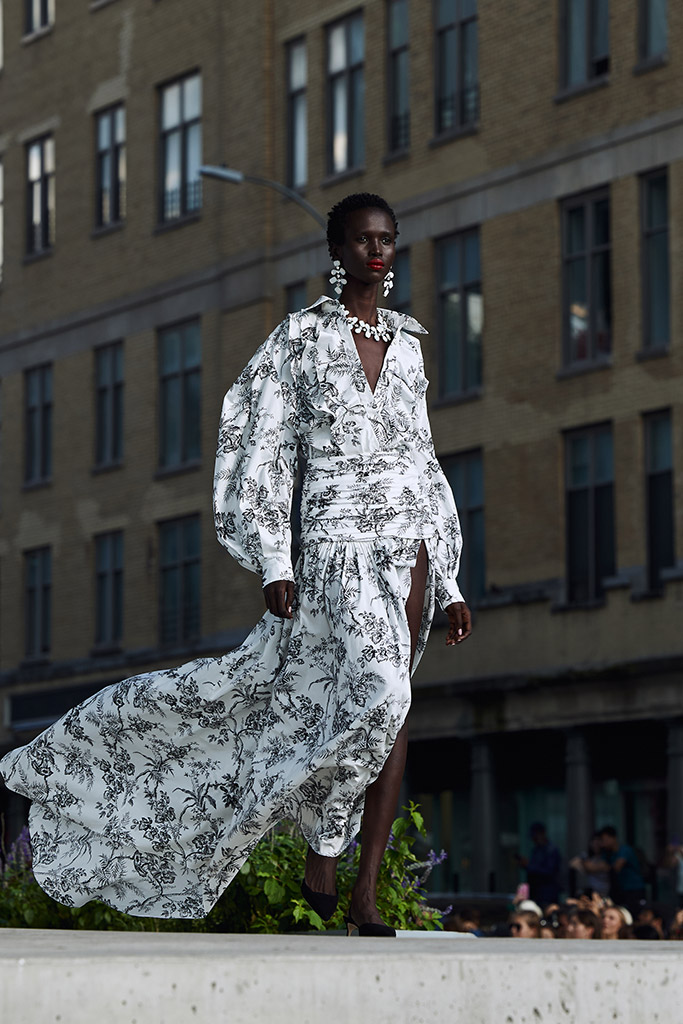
xmin=1 ymin=929 xmax=681 ymax=1024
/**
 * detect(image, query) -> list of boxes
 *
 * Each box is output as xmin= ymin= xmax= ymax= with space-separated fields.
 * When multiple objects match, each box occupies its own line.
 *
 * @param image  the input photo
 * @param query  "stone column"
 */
xmin=471 ymin=736 xmax=497 ymax=892
xmin=667 ymin=720 xmax=683 ymax=844
xmin=565 ymin=729 xmax=593 ymax=868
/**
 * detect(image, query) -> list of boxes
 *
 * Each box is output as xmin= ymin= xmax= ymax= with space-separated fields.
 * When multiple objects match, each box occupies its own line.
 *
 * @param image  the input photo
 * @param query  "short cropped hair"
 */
xmin=326 ymin=193 xmax=399 ymax=256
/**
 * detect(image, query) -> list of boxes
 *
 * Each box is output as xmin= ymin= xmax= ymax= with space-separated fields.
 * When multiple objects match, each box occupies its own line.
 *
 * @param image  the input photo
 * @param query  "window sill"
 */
xmin=22 ymin=478 xmax=53 ymax=492
xmin=23 ymin=248 xmax=54 ymax=266
xmin=661 ymin=564 xmax=683 ymax=583
xmin=154 ymin=460 xmax=202 ymax=480
xmin=90 ymin=0 xmax=121 ymax=10
xmin=154 ymin=212 xmax=202 ymax=235
xmin=551 ymin=598 xmax=606 ymax=613
xmin=320 ymin=166 xmax=366 ymax=190
xmin=630 ymin=588 xmax=665 ymax=602
xmin=383 ymin=148 xmax=410 ymax=167
xmin=633 ymin=54 xmax=668 ymax=76
xmin=21 ymin=24 xmax=54 ymax=46
xmin=91 ymin=221 xmax=125 ymax=240
xmin=433 ymin=387 xmax=482 ymax=409
xmin=556 ymin=357 xmax=612 ymax=380
xmin=429 ymin=124 xmax=478 ymax=149
xmin=554 ymin=76 xmax=609 ymax=104
xmin=92 ymin=460 xmax=124 ymax=475
xmin=636 ymin=345 xmax=669 ymax=362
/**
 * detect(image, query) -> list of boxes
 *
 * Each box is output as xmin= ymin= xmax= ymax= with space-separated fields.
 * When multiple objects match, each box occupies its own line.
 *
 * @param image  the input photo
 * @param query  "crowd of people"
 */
xmin=444 ymin=821 xmax=683 ymax=940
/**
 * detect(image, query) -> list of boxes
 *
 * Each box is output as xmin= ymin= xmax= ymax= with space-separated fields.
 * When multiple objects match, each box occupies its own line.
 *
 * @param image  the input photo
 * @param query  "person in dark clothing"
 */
xmin=598 ymin=825 xmax=646 ymax=918
xmin=518 ymin=822 xmax=562 ymax=907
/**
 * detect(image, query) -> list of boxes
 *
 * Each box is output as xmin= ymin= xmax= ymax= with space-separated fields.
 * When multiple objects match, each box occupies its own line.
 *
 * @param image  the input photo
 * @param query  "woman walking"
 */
xmin=0 ymin=193 xmax=471 ymax=935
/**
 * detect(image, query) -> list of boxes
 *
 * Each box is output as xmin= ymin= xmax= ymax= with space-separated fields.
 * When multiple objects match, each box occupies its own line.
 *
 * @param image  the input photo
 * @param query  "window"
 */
xmin=160 ymin=72 xmax=202 ymax=222
xmin=95 ymin=342 xmax=123 ymax=467
xmin=562 ymin=190 xmax=611 ymax=366
xmin=434 ymin=0 xmax=478 ymax=135
xmin=562 ymin=0 xmax=609 ymax=88
xmin=442 ymin=450 xmax=485 ymax=601
xmin=286 ymin=281 xmax=307 ymax=313
xmin=95 ymin=105 xmax=126 ymax=227
xmin=639 ymin=0 xmax=667 ymax=61
xmin=327 ymin=11 xmax=365 ymax=174
xmin=565 ymin=424 xmax=615 ymax=603
xmin=436 ymin=229 xmax=482 ymax=398
xmin=0 ymin=159 xmax=4 ymax=283
xmin=286 ymin=38 xmax=307 ymax=188
xmin=387 ymin=0 xmax=410 ymax=151
xmin=644 ymin=411 xmax=675 ymax=592
xmin=159 ymin=516 xmax=200 ymax=645
xmin=389 ymin=248 xmax=411 ymax=313
xmin=641 ymin=170 xmax=669 ymax=351
xmin=25 ymin=547 xmax=51 ymax=658
xmin=25 ymin=364 xmax=52 ymax=484
xmin=158 ymin=320 xmax=201 ymax=469
xmin=26 ymin=136 xmax=55 ymax=255
xmin=25 ymin=0 xmax=54 ymax=34
xmin=95 ymin=531 xmax=123 ymax=648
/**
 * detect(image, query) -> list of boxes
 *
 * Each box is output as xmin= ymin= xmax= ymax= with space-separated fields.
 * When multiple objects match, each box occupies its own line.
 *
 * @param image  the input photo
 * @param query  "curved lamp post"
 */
xmin=199 ymin=165 xmax=326 ymax=230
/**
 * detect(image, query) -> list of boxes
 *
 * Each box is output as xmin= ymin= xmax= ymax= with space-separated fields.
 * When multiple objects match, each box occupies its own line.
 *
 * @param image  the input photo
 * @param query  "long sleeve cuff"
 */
xmin=261 ymin=556 xmax=295 ymax=589
xmin=435 ymin=577 xmax=465 ymax=610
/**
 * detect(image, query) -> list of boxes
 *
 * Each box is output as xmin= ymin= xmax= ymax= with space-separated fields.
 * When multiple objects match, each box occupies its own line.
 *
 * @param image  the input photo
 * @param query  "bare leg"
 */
xmin=349 ymin=541 xmax=428 ymax=926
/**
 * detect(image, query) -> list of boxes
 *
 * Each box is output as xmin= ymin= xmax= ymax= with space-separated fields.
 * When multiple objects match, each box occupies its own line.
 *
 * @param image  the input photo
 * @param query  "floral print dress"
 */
xmin=0 ymin=297 xmax=464 ymax=918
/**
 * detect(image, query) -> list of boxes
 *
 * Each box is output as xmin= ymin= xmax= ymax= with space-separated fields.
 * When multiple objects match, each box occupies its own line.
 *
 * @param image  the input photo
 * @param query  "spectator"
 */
xmin=510 ymin=910 xmax=541 ymax=938
xmin=636 ymin=903 xmax=667 ymax=939
xmin=663 ymin=841 xmax=683 ymax=909
xmin=566 ymin=908 xmax=601 ymax=939
xmin=517 ymin=822 xmax=562 ymax=907
xmin=632 ymin=923 xmax=660 ymax=940
xmin=569 ymin=832 xmax=611 ymax=898
xmin=601 ymin=904 xmax=632 ymax=940
xmin=668 ymin=908 xmax=683 ymax=940
xmin=444 ymin=907 xmax=483 ymax=936
xmin=598 ymin=826 xmax=646 ymax=916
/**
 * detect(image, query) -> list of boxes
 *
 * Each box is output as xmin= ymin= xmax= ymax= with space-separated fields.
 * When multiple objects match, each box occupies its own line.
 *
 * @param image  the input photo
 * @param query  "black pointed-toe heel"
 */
xmin=301 ymin=880 xmax=338 ymax=921
xmin=344 ymin=914 xmax=396 ymax=938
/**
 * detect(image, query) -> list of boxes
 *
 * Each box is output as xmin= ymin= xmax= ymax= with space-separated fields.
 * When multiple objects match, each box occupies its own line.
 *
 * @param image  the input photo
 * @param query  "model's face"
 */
xmin=602 ymin=908 xmax=621 ymax=935
xmin=333 ymin=208 xmax=396 ymax=288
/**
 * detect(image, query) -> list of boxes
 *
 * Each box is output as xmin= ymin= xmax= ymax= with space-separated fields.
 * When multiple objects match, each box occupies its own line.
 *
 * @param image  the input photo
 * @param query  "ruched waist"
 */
xmin=300 ymin=452 xmax=435 ymax=542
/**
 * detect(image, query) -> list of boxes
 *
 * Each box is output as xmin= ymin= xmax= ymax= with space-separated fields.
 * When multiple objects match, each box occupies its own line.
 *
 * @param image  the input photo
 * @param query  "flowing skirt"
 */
xmin=0 ymin=536 xmax=434 ymax=918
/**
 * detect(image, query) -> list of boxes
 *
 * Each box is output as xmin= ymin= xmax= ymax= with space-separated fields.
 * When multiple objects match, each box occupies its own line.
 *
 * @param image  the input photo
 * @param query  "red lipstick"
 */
xmin=367 ymin=260 xmax=384 ymax=269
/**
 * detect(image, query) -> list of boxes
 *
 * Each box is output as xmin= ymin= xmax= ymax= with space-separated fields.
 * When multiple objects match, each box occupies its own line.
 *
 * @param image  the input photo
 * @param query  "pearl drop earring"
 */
xmin=329 ymin=260 xmax=347 ymax=296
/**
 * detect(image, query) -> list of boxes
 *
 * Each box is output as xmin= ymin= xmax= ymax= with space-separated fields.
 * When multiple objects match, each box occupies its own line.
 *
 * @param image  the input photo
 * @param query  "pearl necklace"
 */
xmin=340 ymin=304 xmax=392 ymax=344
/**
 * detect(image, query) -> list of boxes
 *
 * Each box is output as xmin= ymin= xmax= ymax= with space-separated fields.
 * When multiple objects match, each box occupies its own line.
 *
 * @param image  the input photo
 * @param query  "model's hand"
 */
xmin=445 ymin=602 xmax=472 ymax=645
xmin=264 ymin=580 xmax=295 ymax=619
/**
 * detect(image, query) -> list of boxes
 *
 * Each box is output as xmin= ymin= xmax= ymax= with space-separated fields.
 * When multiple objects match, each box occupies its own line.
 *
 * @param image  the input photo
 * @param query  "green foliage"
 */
xmin=0 ymin=803 xmax=445 ymax=933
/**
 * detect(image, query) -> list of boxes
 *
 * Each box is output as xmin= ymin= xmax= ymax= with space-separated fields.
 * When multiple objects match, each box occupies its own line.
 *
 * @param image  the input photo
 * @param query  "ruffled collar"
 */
xmin=304 ymin=295 xmax=428 ymax=336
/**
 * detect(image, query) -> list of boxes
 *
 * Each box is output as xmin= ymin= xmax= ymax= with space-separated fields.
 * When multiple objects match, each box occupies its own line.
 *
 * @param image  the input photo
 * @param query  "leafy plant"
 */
xmin=0 ymin=803 xmax=447 ymax=933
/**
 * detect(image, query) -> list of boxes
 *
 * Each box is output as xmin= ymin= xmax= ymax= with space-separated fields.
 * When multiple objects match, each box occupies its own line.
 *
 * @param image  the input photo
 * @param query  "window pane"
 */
xmin=647 ymin=232 xmax=670 ymax=347
xmin=161 ymin=330 xmax=181 ymax=374
xmin=567 ymin=257 xmax=588 ymax=362
xmin=463 ymin=232 xmax=480 ymax=282
xmin=351 ymin=68 xmax=365 ymax=165
xmin=162 ymin=378 xmax=181 ymax=466
xmin=184 ymin=518 xmax=201 ymax=560
xmin=183 ymin=323 xmax=201 ymax=368
xmin=647 ymin=414 xmax=672 ymax=472
xmin=646 ymin=174 xmax=668 ymax=229
xmin=186 ymin=122 xmax=202 ymax=204
xmin=115 ymin=106 xmax=126 ymax=144
xmin=467 ymin=454 xmax=484 ymax=507
xmin=161 ymin=566 xmax=180 ymax=643
xmin=594 ymin=484 xmax=615 ymax=584
xmin=332 ymin=77 xmax=348 ymax=172
xmin=98 ymin=113 xmax=111 ymax=151
xmin=566 ymin=205 xmax=585 ymax=254
xmin=593 ymin=197 xmax=610 ymax=246
xmin=647 ymin=0 xmax=667 ymax=56
xmin=161 ymin=523 xmax=179 ymax=565
xmin=592 ymin=250 xmax=611 ymax=355
xmin=566 ymin=0 xmax=586 ymax=86
xmin=390 ymin=0 xmax=408 ymax=47
xmin=437 ymin=0 xmax=457 ymax=28
xmin=184 ymin=562 xmax=200 ymax=638
xmin=439 ymin=238 xmax=459 ymax=290
xmin=328 ymin=23 xmax=346 ymax=72
xmin=43 ymin=137 xmax=55 ymax=173
xmin=568 ymin=435 xmax=590 ymax=487
xmin=183 ymin=74 xmax=201 ymax=121
xmin=349 ymin=14 xmax=364 ymax=63
xmin=292 ymin=94 xmax=307 ymax=188
xmin=162 ymin=83 xmax=181 ymax=130
xmin=164 ymin=130 xmax=181 ymax=199
xmin=183 ymin=370 xmax=201 ymax=461
xmin=443 ymin=292 xmax=462 ymax=395
xmin=462 ymin=21 xmax=479 ymax=122
xmin=461 ymin=0 xmax=478 ymax=17
xmin=594 ymin=430 xmax=613 ymax=485
xmin=289 ymin=39 xmax=307 ymax=90
xmin=28 ymin=143 xmax=42 ymax=182
xmin=567 ymin=489 xmax=590 ymax=602
xmin=592 ymin=0 xmax=609 ymax=59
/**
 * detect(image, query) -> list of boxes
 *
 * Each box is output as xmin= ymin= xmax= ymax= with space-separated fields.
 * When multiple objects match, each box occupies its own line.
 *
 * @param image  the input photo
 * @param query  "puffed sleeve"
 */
xmin=213 ymin=318 xmax=298 ymax=588
xmin=412 ymin=357 xmax=465 ymax=610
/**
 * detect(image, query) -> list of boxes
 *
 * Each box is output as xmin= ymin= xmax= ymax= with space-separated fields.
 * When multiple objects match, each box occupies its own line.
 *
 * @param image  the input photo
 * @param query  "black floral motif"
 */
xmin=0 ymin=296 xmax=464 ymax=919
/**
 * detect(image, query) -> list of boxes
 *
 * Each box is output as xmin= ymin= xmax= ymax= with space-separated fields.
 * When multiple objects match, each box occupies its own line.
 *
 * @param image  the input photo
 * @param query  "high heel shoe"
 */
xmin=344 ymin=914 xmax=396 ymax=938
xmin=300 ymin=879 xmax=338 ymax=921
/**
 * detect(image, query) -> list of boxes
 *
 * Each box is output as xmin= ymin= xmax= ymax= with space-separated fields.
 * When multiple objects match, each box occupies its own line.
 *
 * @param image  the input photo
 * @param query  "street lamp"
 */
xmin=199 ymin=165 xmax=326 ymax=230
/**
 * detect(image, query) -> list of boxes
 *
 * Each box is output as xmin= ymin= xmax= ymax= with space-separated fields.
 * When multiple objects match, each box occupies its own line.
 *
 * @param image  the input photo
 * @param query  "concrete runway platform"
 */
xmin=1 ymin=928 xmax=681 ymax=1024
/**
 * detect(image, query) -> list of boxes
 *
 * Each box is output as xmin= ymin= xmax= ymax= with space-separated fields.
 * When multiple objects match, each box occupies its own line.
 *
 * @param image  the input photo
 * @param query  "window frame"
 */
xmin=158 ymin=319 xmax=202 ymax=471
xmin=560 ymin=0 xmax=610 ymax=90
xmin=561 ymin=187 xmax=612 ymax=369
xmin=24 ymin=363 xmax=53 ymax=485
xmin=24 ymin=0 xmax=54 ymax=35
xmin=441 ymin=447 xmax=485 ymax=603
xmin=158 ymin=70 xmax=202 ymax=224
xmin=325 ymin=10 xmax=365 ymax=175
xmin=158 ymin=515 xmax=201 ymax=646
xmin=638 ymin=0 xmax=667 ymax=63
xmin=94 ymin=341 xmax=124 ymax=469
xmin=26 ymin=135 xmax=55 ymax=256
xmin=640 ymin=168 xmax=669 ymax=353
xmin=95 ymin=104 xmax=126 ymax=228
xmin=387 ymin=0 xmax=410 ymax=153
xmin=433 ymin=0 xmax=479 ymax=137
xmin=286 ymin=37 xmax=308 ymax=189
xmin=564 ymin=422 xmax=615 ymax=605
xmin=389 ymin=248 xmax=411 ymax=313
xmin=94 ymin=530 xmax=124 ymax=650
xmin=643 ymin=409 xmax=675 ymax=592
xmin=24 ymin=546 xmax=51 ymax=659
xmin=436 ymin=227 xmax=483 ymax=401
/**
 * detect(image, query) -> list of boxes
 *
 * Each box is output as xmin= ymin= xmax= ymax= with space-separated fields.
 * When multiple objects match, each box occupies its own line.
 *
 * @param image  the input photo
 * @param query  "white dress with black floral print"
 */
xmin=0 ymin=297 xmax=464 ymax=918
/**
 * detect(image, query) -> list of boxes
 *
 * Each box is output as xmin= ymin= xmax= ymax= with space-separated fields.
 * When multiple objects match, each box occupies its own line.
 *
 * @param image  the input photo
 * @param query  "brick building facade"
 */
xmin=1 ymin=0 xmax=682 ymax=898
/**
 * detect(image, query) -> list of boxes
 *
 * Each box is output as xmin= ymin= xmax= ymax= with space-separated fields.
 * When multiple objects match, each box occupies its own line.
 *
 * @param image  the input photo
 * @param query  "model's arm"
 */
xmin=213 ymin=319 xmax=298 ymax=592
